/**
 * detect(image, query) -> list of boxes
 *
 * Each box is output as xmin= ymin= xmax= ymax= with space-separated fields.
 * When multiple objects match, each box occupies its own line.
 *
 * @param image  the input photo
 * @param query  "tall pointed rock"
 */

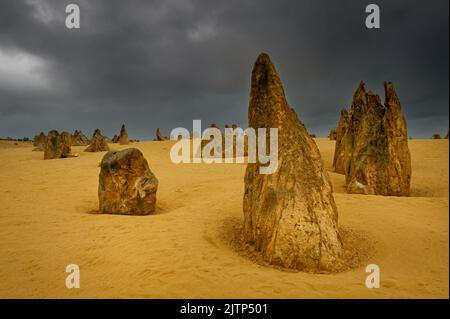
xmin=85 ymin=129 xmax=110 ymax=152
xmin=243 ymin=53 xmax=343 ymax=272
xmin=332 ymin=109 xmax=350 ymax=174
xmin=119 ymin=124 xmax=129 ymax=145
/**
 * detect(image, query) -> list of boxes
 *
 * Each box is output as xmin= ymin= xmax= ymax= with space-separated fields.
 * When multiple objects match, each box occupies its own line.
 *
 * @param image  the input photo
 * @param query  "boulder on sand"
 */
xmin=98 ymin=148 xmax=158 ymax=215
xmin=85 ymin=129 xmax=110 ymax=152
xmin=243 ymin=53 xmax=343 ymax=272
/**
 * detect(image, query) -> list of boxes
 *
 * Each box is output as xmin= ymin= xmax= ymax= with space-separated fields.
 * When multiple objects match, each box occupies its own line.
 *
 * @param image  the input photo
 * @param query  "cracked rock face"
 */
xmin=243 ymin=53 xmax=343 ymax=272
xmin=99 ymin=148 xmax=158 ymax=215
xmin=119 ymin=125 xmax=129 ymax=145
xmin=337 ymin=81 xmax=411 ymax=196
xmin=44 ymin=130 xmax=73 ymax=159
xmin=85 ymin=129 xmax=110 ymax=152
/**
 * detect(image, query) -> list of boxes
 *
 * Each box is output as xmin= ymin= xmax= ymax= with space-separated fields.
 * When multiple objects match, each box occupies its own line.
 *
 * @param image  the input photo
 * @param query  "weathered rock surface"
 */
xmin=156 ymin=128 xmax=168 ymax=141
xmin=85 ymin=129 xmax=110 ymax=152
xmin=119 ymin=125 xmax=129 ymax=145
xmin=243 ymin=53 xmax=343 ymax=272
xmin=98 ymin=148 xmax=158 ymax=215
xmin=44 ymin=130 xmax=75 ymax=159
xmin=33 ymin=132 xmax=46 ymax=151
xmin=334 ymin=81 xmax=411 ymax=196
xmin=72 ymin=130 xmax=90 ymax=146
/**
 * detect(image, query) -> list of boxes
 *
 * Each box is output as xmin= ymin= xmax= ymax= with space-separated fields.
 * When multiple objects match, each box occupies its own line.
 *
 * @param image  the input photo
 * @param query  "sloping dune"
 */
xmin=0 ymin=138 xmax=448 ymax=298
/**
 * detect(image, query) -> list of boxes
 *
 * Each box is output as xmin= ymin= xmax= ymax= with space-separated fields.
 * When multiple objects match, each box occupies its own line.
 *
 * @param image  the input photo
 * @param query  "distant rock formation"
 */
xmin=328 ymin=128 xmax=337 ymax=140
xmin=85 ymin=129 xmax=110 ymax=152
xmin=72 ymin=130 xmax=90 ymax=146
xmin=119 ymin=125 xmax=129 ymax=145
xmin=111 ymin=135 xmax=119 ymax=143
xmin=432 ymin=134 xmax=442 ymax=139
xmin=445 ymin=130 xmax=449 ymax=139
xmin=44 ymin=130 xmax=77 ymax=159
xmin=333 ymin=81 xmax=411 ymax=196
xmin=332 ymin=109 xmax=351 ymax=174
xmin=156 ymin=128 xmax=168 ymax=141
xmin=243 ymin=53 xmax=343 ymax=272
xmin=33 ymin=132 xmax=46 ymax=151
xmin=309 ymin=133 xmax=317 ymax=138
xmin=98 ymin=148 xmax=158 ymax=215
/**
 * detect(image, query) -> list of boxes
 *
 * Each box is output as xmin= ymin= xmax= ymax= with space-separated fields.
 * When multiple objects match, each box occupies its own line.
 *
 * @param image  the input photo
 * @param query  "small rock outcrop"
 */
xmin=72 ymin=130 xmax=90 ymax=146
xmin=98 ymin=148 xmax=158 ymax=215
xmin=328 ymin=128 xmax=337 ymax=140
xmin=432 ymin=134 xmax=442 ymax=139
xmin=156 ymin=128 xmax=168 ymax=141
xmin=85 ymin=129 xmax=110 ymax=152
xmin=333 ymin=81 xmax=411 ymax=196
xmin=33 ymin=132 xmax=46 ymax=151
xmin=44 ymin=130 xmax=76 ymax=159
xmin=332 ymin=109 xmax=351 ymax=174
xmin=243 ymin=53 xmax=343 ymax=272
xmin=119 ymin=125 xmax=129 ymax=145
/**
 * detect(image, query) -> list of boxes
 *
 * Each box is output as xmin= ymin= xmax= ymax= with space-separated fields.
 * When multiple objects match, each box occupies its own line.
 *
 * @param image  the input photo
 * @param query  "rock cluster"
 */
xmin=44 ymin=130 xmax=77 ymax=159
xmin=332 ymin=81 xmax=411 ymax=196
xmin=243 ymin=53 xmax=343 ymax=272
xmin=98 ymin=148 xmax=158 ymax=215
xmin=85 ymin=129 xmax=110 ymax=152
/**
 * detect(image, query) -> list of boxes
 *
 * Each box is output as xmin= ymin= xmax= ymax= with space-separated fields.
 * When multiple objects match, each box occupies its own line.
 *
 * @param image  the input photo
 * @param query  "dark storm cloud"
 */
xmin=0 ymin=0 xmax=448 ymax=139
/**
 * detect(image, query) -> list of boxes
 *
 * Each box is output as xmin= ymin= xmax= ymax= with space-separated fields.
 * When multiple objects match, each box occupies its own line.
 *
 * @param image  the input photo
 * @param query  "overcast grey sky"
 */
xmin=0 ymin=0 xmax=448 ymax=139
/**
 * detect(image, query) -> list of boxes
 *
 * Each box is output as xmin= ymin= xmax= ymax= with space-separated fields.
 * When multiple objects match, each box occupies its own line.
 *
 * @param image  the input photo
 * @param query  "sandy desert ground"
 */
xmin=0 ymin=138 xmax=448 ymax=298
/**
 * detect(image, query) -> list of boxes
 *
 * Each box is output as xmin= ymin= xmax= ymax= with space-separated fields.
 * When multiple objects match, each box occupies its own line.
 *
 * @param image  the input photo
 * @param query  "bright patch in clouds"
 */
xmin=0 ymin=49 xmax=55 ymax=93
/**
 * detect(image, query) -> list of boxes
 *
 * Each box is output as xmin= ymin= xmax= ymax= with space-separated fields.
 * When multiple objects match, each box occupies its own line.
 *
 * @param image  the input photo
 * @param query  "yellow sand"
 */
xmin=0 ymin=138 xmax=448 ymax=298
